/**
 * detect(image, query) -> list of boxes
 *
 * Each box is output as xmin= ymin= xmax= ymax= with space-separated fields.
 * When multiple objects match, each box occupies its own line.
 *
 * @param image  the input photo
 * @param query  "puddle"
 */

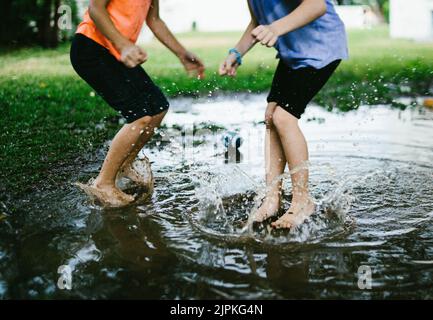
xmin=1 ymin=94 xmax=433 ymax=299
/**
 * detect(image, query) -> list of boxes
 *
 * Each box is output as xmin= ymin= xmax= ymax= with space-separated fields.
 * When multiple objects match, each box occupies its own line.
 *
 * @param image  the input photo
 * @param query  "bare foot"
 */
xmin=253 ymin=195 xmax=281 ymax=223
xmin=271 ymin=198 xmax=315 ymax=229
xmin=117 ymin=158 xmax=154 ymax=192
xmin=75 ymin=180 xmax=135 ymax=208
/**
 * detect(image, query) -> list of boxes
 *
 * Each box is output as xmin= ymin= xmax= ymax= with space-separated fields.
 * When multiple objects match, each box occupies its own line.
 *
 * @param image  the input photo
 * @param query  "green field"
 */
xmin=1 ymin=27 xmax=433 ymax=196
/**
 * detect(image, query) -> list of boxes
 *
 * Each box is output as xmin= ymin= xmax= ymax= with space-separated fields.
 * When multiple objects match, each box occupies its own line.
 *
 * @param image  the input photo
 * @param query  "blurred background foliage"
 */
xmin=336 ymin=0 xmax=389 ymax=21
xmin=0 ymin=0 xmax=389 ymax=48
xmin=0 ymin=0 xmax=79 ymax=48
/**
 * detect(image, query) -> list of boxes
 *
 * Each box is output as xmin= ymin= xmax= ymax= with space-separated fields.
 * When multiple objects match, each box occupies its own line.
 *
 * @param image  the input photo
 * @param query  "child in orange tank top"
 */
xmin=70 ymin=0 xmax=205 ymax=207
xmin=77 ymin=0 xmax=151 ymax=60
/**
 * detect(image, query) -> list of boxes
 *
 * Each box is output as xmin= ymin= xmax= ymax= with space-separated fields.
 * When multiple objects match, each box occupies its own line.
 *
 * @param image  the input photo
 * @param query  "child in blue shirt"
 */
xmin=219 ymin=0 xmax=348 ymax=229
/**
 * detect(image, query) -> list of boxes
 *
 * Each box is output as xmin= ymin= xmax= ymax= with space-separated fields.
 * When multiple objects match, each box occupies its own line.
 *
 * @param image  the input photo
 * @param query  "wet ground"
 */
xmin=1 ymin=94 xmax=433 ymax=299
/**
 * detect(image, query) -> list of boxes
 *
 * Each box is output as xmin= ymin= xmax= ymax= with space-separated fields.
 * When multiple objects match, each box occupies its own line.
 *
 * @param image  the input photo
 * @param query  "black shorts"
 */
xmin=267 ymin=59 xmax=340 ymax=119
xmin=70 ymin=33 xmax=169 ymax=123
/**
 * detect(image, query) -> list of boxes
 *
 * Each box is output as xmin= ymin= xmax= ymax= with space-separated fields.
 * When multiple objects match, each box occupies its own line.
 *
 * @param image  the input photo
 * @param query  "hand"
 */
xmin=219 ymin=53 xmax=239 ymax=77
xmin=251 ymin=24 xmax=279 ymax=47
xmin=180 ymin=51 xmax=205 ymax=79
xmin=119 ymin=42 xmax=148 ymax=68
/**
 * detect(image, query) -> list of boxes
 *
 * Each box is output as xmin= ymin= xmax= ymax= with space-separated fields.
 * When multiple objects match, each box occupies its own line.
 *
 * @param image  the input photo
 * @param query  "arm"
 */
xmin=219 ymin=2 xmax=259 ymax=76
xmin=252 ymin=0 xmax=327 ymax=47
xmin=88 ymin=0 xmax=147 ymax=67
xmin=233 ymin=19 xmax=259 ymax=58
xmin=147 ymin=0 xmax=205 ymax=78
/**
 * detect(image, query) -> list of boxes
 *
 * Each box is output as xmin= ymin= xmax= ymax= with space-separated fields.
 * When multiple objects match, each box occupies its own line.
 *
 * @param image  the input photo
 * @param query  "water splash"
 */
xmin=181 ymin=152 xmax=432 ymax=247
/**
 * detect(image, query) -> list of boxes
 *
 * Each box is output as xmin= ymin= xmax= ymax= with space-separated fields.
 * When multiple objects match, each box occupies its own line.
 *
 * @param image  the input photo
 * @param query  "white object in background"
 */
xmin=390 ymin=0 xmax=433 ymax=40
xmin=137 ymin=27 xmax=154 ymax=44
xmin=157 ymin=0 xmax=250 ymax=33
xmin=335 ymin=5 xmax=381 ymax=29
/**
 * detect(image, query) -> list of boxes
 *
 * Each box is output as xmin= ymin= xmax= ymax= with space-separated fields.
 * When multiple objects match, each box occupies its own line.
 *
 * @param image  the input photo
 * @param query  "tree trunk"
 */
xmin=37 ymin=0 xmax=60 ymax=48
xmin=370 ymin=3 xmax=386 ymax=23
xmin=0 ymin=0 xmax=13 ymax=44
xmin=51 ymin=0 xmax=61 ymax=46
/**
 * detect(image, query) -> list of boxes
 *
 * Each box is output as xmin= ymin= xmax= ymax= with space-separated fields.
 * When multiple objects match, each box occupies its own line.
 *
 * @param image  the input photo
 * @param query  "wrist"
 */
xmin=115 ymin=38 xmax=132 ymax=52
xmin=228 ymin=48 xmax=242 ymax=65
xmin=228 ymin=52 xmax=237 ymax=60
xmin=176 ymin=49 xmax=189 ymax=59
xmin=270 ymin=22 xmax=284 ymax=37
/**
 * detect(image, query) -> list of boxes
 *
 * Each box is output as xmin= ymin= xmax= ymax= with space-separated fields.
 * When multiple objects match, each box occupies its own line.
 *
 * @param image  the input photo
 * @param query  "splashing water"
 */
xmin=1 ymin=94 xmax=433 ymax=299
xmin=188 ymin=160 xmax=358 ymax=245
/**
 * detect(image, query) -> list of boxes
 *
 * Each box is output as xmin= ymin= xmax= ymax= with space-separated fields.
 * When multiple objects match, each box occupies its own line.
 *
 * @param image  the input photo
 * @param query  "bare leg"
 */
xmin=271 ymin=106 xmax=315 ymax=229
xmin=78 ymin=115 xmax=154 ymax=207
xmin=118 ymin=111 xmax=167 ymax=185
xmin=120 ymin=111 xmax=167 ymax=170
xmin=254 ymin=103 xmax=287 ymax=222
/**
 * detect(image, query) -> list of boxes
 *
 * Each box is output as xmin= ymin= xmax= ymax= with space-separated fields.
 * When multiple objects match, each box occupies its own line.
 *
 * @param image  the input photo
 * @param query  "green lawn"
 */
xmin=1 ymin=27 xmax=433 ymax=197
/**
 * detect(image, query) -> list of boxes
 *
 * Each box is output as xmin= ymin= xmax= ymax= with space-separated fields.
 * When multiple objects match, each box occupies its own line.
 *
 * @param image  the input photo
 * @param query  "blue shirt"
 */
xmin=249 ymin=0 xmax=349 ymax=69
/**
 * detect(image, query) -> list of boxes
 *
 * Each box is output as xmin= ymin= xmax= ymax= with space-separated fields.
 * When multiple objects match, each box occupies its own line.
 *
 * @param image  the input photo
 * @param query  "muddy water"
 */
xmin=1 ymin=94 xmax=433 ymax=299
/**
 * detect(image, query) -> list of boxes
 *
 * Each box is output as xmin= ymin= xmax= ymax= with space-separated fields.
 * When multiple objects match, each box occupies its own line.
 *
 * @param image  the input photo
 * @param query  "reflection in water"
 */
xmin=224 ymin=148 xmax=243 ymax=164
xmin=1 ymin=94 xmax=433 ymax=299
xmin=83 ymin=207 xmax=180 ymax=299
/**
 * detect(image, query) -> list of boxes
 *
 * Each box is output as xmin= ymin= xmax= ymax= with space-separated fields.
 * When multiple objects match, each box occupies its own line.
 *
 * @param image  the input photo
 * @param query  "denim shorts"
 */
xmin=70 ymin=33 xmax=169 ymax=123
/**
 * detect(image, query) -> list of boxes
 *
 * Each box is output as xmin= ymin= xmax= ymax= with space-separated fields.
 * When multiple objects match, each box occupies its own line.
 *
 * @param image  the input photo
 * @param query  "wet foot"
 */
xmin=117 ymin=158 xmax=154 ymax=192
xmin=253 ymin=195 xmax=281 ymax=223
xmin=271 ymin=198 xmax=315 ymax=229
xmin=75 ymin=180 xmax=135 ymax=208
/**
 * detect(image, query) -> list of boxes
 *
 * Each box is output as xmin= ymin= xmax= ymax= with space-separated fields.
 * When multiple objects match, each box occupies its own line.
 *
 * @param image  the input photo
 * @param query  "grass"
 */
xmin=1 ymin=26 xmax=433 ymax=197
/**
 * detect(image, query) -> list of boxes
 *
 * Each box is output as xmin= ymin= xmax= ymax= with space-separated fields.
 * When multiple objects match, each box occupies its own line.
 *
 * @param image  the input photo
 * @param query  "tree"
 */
xmin=0 ymin=0 xmax=79 ymax=48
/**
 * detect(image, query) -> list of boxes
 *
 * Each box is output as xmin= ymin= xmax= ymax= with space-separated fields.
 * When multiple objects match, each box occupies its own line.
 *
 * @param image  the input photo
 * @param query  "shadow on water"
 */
xmin=1 ymin=94 xmax=433 ymax=299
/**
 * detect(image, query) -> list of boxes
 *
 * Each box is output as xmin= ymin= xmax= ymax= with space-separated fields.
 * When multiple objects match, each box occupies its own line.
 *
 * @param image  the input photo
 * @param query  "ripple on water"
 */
xmin=2 ymin=95 xmax=433 ymax=299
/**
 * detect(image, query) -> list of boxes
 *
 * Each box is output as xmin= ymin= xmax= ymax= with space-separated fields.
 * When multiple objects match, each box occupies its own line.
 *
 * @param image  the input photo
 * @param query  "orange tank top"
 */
xmin=76 ymin=0 xmax=151 ymax=60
